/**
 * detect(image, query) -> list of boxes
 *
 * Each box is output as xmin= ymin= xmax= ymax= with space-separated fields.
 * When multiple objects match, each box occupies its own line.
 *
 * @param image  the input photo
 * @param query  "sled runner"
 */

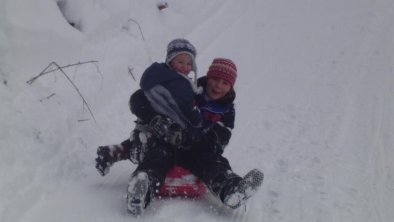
xmin=159 ymin=166 xmax=207 ymax=198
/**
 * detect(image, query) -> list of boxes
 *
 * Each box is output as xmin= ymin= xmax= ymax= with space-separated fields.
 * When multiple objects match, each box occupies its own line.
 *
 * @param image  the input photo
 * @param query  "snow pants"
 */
xmin=132 ymin=139 xmax=242 ymax=202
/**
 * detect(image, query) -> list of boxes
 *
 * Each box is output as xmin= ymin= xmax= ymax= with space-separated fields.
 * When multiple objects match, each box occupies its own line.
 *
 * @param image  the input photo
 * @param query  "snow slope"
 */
xmin=1 ymin=0 xmax=393 ymax=221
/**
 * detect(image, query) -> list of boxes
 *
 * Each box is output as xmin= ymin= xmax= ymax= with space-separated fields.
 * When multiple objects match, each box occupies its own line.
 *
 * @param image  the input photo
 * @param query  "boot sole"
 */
xmin=127 ymin=172 xmax=149 ymax=215
xmin=224 ymin=169 xmax=264 ymax=209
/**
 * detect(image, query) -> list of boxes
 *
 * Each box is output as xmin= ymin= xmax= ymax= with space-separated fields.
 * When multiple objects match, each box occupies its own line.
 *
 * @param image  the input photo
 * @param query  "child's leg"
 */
xmin=95 ymin=123 xmax=159 ymax=176
xmin=127 ymin=143 xmax=174 ymax=216
xmin=127 ymin=171 xmax=150 ymax=216
xmin=190 ymin=151 xmax=263 ymax=209
xmin=188 ymin=151 xmax=239 ymax=196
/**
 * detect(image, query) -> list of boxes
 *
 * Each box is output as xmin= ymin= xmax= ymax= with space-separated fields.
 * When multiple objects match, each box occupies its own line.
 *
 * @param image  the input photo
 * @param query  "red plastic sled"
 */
xmin=159 ymin=166 xmax=207 ymax=198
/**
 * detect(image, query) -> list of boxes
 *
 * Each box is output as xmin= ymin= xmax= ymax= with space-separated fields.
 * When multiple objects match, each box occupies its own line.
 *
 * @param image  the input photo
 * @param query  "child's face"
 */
xmin=206 ymin=77 xmax=232 ymax=100
xmin=170 ymin=53 xmax=193 ymax=75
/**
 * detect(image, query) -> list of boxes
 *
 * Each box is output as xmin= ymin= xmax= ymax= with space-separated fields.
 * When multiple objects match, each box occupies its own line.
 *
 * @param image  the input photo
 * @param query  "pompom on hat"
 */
xmin=206 ymin=58 xmax=237 ymax=87
xmin=165 ymin=38 xmax=197 ymax=73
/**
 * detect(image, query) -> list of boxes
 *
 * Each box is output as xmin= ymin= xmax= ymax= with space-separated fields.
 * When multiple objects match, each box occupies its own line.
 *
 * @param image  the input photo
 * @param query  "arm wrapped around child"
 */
xmin=129 ymin=79 xmax=236 ymax=154
xmin=129 ymin=89 xmax=204 ymax=149
xmin=203 ymin=121 xmax=232 ymax=154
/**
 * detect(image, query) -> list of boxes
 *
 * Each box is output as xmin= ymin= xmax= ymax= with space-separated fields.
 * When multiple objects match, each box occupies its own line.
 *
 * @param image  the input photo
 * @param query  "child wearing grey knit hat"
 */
xmin=165 ymin=38 xmax=197 ymax=74
xmin=139 ymin=38 xmax=202 ymax=129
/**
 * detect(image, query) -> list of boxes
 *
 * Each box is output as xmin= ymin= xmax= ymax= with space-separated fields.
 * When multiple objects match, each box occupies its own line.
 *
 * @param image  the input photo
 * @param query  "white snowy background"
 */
xmin=1 ymin=0 xmax=394 ymax=221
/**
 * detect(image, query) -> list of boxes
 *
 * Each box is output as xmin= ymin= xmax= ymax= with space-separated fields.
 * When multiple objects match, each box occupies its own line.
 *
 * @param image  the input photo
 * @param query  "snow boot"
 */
xmin=222 ymin=169 xmax=264 ymax=209
xmin=127 ymin=171 xmax=151 ymax=216
xmin=95 ymin=143 xmax=132 ymax=176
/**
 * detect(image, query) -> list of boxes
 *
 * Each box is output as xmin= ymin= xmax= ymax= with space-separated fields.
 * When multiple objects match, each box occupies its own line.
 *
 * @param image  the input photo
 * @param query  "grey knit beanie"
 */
xmin=165 ymin=38 xmax=197 ymax=73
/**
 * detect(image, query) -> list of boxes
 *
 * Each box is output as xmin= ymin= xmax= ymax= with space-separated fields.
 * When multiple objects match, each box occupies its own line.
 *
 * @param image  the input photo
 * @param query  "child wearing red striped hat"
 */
xmin=95 ymin=57 xmax=263 ymax=215
xmin=204 ymin=58 xmax=237 ymax=100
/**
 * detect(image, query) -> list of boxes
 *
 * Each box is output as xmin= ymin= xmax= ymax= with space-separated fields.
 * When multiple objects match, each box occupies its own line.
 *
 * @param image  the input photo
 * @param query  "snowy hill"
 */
xmin=1 ymin=0 xmax=394 ymax=221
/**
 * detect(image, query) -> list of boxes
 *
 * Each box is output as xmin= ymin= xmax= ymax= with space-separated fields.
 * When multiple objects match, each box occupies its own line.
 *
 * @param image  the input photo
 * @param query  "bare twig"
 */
xmin=78 ymin=119 xmax=90 ymax=122
xmin=127 ymin=18 xmax=145 ymax=41
xmin=29 ymin=62 xmax=97 ymax=124
xmin=1 ymin=69 xmax=8 ymax=85
xmin=39 ymin=93 xmax=56 ymax=102
xmin=26 ymin=60 xmax=99 ymax=85
xmin=126 ymin=18 xmax=153 ymax=63
xmin=54 ymin=62 xmax=97 ymax=123
xmin=128 ymin=67 xmax=136 ymax=81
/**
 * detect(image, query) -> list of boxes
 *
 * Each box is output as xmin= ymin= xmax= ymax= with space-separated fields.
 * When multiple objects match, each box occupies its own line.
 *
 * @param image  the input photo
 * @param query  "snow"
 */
xmin=1 ymin=0 xmax=394 ymax=221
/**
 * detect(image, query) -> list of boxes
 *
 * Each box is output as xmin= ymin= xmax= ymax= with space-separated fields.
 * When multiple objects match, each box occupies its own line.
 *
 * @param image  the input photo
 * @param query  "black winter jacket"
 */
xmin=140 ymin=62 xmax=202 ymax=128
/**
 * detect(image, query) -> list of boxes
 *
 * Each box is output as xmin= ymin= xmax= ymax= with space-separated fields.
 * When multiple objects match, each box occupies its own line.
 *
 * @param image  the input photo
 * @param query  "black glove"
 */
xmin=148 ymin=115 xmax=173 ymax=138
xmin=95 ymin=146 xmax=114 ymax=176
xmin=206 ymin=122 xmax=232 ymax=154
xmin=148 ymin=115 xmax=190 ymax=148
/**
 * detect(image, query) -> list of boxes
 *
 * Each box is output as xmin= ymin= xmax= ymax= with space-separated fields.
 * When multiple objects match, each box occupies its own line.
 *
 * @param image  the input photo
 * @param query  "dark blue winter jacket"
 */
xmin=140 ymin=62 xmax=202 ymax=128
xmin=194 ymin=77 xmax=235 ymax=154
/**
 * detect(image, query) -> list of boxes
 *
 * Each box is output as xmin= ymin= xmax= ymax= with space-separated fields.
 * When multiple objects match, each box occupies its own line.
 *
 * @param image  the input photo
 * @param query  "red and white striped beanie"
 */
xmin=206 ymin=58 xmax=237 ymax=87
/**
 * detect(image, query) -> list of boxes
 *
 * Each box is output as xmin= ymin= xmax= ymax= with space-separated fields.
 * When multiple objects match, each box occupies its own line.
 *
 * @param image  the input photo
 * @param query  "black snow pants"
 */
xmin=133 ymin=139 xmax=242 ymax=202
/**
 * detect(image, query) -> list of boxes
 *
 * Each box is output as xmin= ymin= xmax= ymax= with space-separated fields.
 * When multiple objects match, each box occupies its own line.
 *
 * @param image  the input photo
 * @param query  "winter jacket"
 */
xmin=140 ymin=62 xmax=202 ymax=129
xmin=194 ymin=76 xmax=235 ymax=154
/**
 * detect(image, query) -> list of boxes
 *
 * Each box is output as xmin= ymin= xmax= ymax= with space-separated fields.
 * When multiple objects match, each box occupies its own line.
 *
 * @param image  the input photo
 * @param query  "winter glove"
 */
xmin=148 ymin=115 xmax=174 ymax=138
xmin=205 ymin=122 xmax=232 ymax=154
xmin=148 ymin=115 xmax=186 ymax=147
xmin=95 ymin=146 xmax=114 ymax=176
